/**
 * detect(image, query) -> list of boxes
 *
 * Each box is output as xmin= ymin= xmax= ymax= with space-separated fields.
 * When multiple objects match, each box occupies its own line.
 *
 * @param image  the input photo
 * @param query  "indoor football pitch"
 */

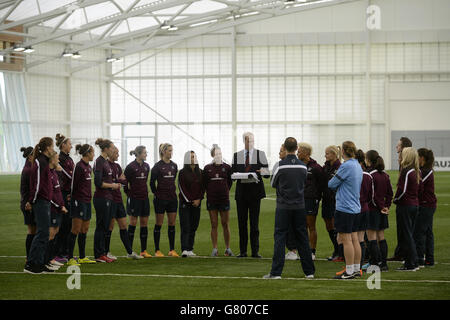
xmin=0 ymin=171 xmax=449 ymax=300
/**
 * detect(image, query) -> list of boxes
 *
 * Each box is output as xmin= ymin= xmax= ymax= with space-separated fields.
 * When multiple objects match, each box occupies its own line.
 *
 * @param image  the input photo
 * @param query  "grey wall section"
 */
xmin=391 ymin=131 xmax=450 ymax=169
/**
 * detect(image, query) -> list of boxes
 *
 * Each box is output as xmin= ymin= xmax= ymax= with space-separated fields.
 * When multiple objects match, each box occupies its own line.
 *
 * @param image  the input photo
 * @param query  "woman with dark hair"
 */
xmin=93 ymin=138 xmax=121 ymax=263
xmin=414 ymin=148 xmax=437 ymax=267
xmin=178 ymin=151 xmax=204 ymax=257
xmin=328 ymin=141 xmax=363 ymax=279
xmin=67 ymin=143 xmax=96 ymax=266
xmin=24 ymin=137 xmax=55 ymax=274
xmin=122 ymin=145 xmax=150 ymax=258
xmin=203 ymin=145 xmax=233 ymax=257
xmin=54 ymin=133 xmax=74 ymax=263
xmin=45 ymin=151 xmax=68 ymax=271
xmin=20 ymin=146 xmax=35 ymax=263
xmin=363 ymin=150 xmax=393 ymax=272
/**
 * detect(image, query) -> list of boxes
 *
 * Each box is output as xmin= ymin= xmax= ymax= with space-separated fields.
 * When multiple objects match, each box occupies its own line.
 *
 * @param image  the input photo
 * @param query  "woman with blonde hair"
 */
xmin=322 ymin=145 xmax=342 ymax=261
xmin=150 ymin=143 xmax=179 ymax=257
xmin=393 ymin=147 xmax=420 ymax=271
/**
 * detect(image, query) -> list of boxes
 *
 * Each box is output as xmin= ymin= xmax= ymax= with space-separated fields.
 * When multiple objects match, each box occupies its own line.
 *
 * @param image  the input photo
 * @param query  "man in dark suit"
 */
xmin=232 ymin=132 xmax=269 ymax=258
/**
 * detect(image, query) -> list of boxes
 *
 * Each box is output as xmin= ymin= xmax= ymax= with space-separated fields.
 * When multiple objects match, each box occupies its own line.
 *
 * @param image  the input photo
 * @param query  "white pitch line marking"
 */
xmin=0 ymin=270 xmax=449 ymax=284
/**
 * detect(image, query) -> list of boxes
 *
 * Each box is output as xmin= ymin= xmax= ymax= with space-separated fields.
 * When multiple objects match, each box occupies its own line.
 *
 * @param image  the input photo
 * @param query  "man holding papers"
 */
xmin=232 ymin=132 xmax=269 ymax=258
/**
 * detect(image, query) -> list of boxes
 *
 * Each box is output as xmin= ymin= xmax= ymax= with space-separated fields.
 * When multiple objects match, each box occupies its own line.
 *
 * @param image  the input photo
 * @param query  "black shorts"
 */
xmin=153 ymin=198 xmax=178 ymax=214
xmin=50 ymin=211 xmax=62 ymax=227
xmin=367 ymin=209 xmax=389 ymax=231
xmin=335 ymin=210 xmax=358 ymax=234
xmin=127 ymin=198 xmax=150 ymax=217
xmin=22 ymin=208 xmax=36 ymax=226
xmin=70 ymin=199 xmax=92 ymax=221
xmin=356 ymin=211 xmax=369 ymax=231
xmin=112 ymin=201 xmax=127 ymax=219
xmin=321 ymin=202 xmax=335 ymax=219
xmin=305 ymin=198 xmax=320 ymax=216
xmin=207 ymin=201 xmax=230 ymax=212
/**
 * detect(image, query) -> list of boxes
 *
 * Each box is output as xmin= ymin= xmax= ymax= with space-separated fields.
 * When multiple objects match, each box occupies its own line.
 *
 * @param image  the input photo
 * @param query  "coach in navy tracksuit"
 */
xmin=264 ymin=137 xmax=315 ymax=279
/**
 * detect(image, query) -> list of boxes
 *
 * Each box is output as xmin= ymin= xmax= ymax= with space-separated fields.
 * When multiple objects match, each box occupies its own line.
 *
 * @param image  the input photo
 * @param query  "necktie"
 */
xmin=245 ymin=151 xmax=251 ymax=172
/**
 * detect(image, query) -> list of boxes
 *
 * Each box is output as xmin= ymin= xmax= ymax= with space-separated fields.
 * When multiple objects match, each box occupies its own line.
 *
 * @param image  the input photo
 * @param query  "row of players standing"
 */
xmin=20 ymin=132 xmax=436 ymax=274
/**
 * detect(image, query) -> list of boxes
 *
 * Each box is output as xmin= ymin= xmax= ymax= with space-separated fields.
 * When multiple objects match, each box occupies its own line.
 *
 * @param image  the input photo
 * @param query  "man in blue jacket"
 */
xmin=263 ymin=137 xmax=315 ymax=279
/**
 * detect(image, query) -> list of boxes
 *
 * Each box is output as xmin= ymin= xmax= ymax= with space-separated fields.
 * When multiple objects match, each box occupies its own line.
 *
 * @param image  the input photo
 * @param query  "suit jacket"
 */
xmin=232 ymin=149 xmax=269 ymax=201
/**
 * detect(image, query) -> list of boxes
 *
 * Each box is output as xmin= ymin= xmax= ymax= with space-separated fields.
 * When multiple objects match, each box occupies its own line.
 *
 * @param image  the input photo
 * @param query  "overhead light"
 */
xmin=160 ymin=21 xmax=170 ymax=30
xmin=106 ymin=56 xmax=120 ymax=63
xmin=62 ymin=49 xmax=73 ymax=57
xmin=13 ymin=45 xmax=25 ymax=52
xmin=23 ymin=46 xmax=35 ymax=53
xmin=72 ymin=51 xmax=81 ymax=59
xmin=190 ymin=19 xmax=218 ymax=28
xmin=167 ymin=25 xmax=178 ymax=31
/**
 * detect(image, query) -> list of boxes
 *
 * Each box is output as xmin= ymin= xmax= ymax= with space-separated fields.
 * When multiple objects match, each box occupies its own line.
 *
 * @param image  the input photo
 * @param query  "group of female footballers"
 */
xmin=20 ymin=133 xmax=437 ymax=278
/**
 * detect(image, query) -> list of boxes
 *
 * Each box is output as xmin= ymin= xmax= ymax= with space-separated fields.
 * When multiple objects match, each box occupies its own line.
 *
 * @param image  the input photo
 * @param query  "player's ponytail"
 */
xmin=75 ymin=144 xmax=92 ymax=157
xmin=31 ymin=137 xmax=53 ymax=163
xmin=20 ymin=146 xmax=33 ymax=159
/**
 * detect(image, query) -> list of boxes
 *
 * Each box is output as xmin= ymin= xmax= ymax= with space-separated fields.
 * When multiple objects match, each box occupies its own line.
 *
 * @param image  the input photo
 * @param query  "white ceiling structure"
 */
xmin=0 ymin=0 xmax=358 ymax=73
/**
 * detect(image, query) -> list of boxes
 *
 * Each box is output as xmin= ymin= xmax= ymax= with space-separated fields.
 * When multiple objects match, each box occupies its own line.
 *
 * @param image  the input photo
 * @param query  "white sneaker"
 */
xmin=182 ymin=250 xmax=189 ymax=257
xmin=107 ymin=252 xmax=117 ymax=261
xmin=263 ymin=274 xmax=281 ymax=279
xmin=127 ymin=252 xmax=143 ymax=260
xmin=211 ymin=248 xmax=218 ymax=257
xmin=305 ymin=274 xmax=315 ymax=279
xmin=188 ymin=251 xmax=197 ymax=257
xmin=45 ymin=264 xmax=59 ymax=271
xmin=285 ymin=251 xmax=298 ymax=261
xmin=50 ymin=260 xmax=64 ymax=267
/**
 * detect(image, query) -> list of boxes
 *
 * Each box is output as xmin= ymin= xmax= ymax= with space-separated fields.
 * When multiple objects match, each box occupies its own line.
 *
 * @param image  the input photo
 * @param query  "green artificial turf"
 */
xmin=0 ymin=171 xmax=449 ymax=300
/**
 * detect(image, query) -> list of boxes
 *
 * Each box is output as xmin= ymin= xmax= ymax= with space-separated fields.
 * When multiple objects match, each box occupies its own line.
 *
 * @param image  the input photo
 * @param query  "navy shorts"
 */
xmin=321 ymin=202 xmax=335 ymax=219
xmin=70 ymin=199 xmax=92 ymax=221
xmin=367 ymin=209 xmax=389 ymax=231
xmin=50 ymin=211 xmax=62 ymax=227
xmin=112 ymin=201 xmax=127 ymax=219
xmin=335 ymin=210 xmax=358 ymax=234
xmin=22 ymin=208 xmax=36 ymax=226
xmin=127 ymin=198 xmax=150 ymax=217
xmin=207 ymin=201 xmax=230 ymax=212
xmin=356 ymin=211 xmax=369 ymax=231
xmin=153 ymin=198 xmax=178 ymax=214
xmin=305 ymin=198 xmax=320 ymax=216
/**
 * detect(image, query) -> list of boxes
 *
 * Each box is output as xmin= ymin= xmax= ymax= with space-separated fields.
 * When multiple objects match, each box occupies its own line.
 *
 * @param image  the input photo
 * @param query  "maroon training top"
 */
xmin=150 ymin=160 xmax=178 ymax=201
xmin=178 ymin=167 xmax=205 ymax=204
xmin=93 ymin=155 xmax=113 ymax=200
xmin=368 ymin=169 xmax=393 ymax=211
xmin=50 ymin=168 xmax=65 ymax=213
xmin=419 ymin=169 xmax=437 ymax=208
xmin=20 ymin=160 xmax=32 ymax=211
xmin=110 ymin=160 xmax=127 ymax=204
xmin=58 ymin=152 xmax=74 ymax=193
xmin=321 ymin=159 xmax=341 ymax=205
xmin=124 ymin=159 xmax=150 ymax=200
xmin=71 ymin=159 xmax=92 ymax=203
xmin=29 ymin=153 xmax=52 ymax=203
xmin=304 ymin=158 xmax=322 ymax=200
xmin=360 ymin=171 xmax=373 ymax=213
xmin=203 ymin=162 xmax=233 ymax=204
xmin=394 ymin=168 xmax=419 ymax=207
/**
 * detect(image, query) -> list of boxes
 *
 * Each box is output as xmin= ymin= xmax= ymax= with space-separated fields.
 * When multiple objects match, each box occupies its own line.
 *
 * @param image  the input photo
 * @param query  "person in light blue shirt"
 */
xmin=328 ymin=141 xmax=363 ymax=279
